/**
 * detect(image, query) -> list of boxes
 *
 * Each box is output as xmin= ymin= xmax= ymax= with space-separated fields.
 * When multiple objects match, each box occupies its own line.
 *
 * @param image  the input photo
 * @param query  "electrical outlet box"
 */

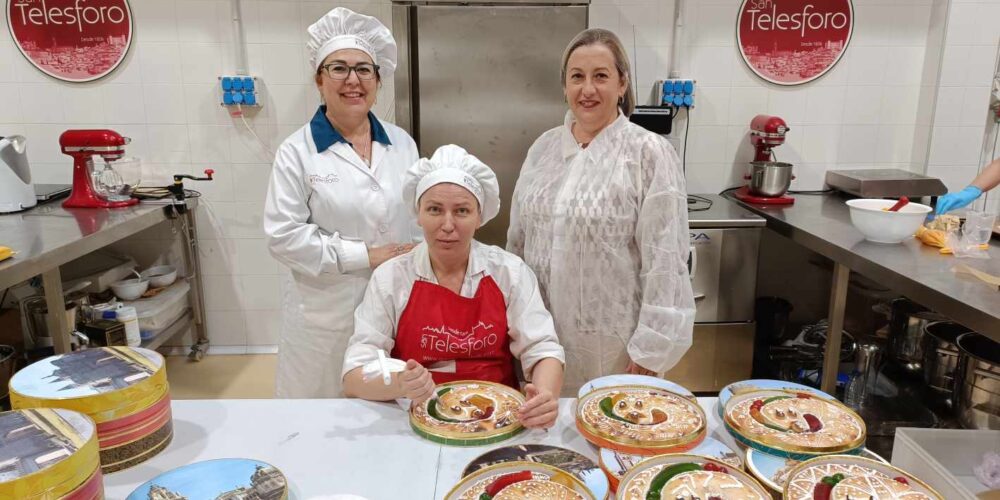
xmin=658 ymin=79 xmax=695 ymax=108
xmin=219 ymin=76 xmax=261 ymax=107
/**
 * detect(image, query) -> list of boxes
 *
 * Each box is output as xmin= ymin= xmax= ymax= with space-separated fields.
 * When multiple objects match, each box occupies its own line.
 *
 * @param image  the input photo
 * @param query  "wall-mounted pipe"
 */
xmin=232 ymin=0 xmax=250 ymax=76
xmin=668 ymin=0 xmax=685 ymax=79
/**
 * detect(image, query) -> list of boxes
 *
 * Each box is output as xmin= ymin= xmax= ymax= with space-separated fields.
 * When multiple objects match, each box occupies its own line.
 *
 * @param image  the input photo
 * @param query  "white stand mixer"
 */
xmin=0 ymin=135 xmax=37 ymax=213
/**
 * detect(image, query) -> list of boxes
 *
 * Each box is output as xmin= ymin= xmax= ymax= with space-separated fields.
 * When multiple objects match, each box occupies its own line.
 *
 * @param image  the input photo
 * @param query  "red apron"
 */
xmin=391 ymin=276 xmax=518 ymax=388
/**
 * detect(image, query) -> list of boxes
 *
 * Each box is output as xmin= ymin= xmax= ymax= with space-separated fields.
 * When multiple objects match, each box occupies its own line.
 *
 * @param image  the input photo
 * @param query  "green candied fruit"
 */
xmin=646 ymin=463 xmax=701 ymax=500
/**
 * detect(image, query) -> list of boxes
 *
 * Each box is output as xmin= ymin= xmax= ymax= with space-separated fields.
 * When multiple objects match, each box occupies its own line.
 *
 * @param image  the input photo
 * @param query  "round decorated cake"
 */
xmin=599 ymin=437 xmax=743 ymax=492
xmin=724 ymin=389 xmax=865 ymax=459
xmin=10 ymin=346 xmax=172 ymax=473
xmin=616 ymin=454 xmax=769 ymax=500
xmin=409 ymin=381 xmax=525 ymax=446
xmin=576 ymin=385 xmax=705 ymax=455
xmin=783 ymin=455 xmax=942 ymax=500
xmin=446 ymin=461 xmax=594 ymax=500
xmin=0 ymin=408 xmax=103 ymax=500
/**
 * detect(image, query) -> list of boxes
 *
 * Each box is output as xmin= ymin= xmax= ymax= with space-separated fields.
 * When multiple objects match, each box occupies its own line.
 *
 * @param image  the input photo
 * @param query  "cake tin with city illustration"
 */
xmin=10 ymin=346 xmax=172 ymax=473
xmin=0 ymin=408 xmax=103 ymax=500
xmin=125 ymin=458 xmax=288 ymax=500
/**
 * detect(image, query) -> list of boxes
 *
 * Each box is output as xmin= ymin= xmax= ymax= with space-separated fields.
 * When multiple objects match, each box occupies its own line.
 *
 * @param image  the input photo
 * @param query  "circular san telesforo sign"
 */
xmin=6 ymin=0 xmax=133 ymax=83
xmin=737 ymin=0 xmax=853 ymax=86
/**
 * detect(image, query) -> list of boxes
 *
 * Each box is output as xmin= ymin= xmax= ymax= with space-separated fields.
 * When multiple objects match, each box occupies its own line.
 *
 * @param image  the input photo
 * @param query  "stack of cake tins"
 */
xmin=0 ymin=408 xmax=104 ymax=499
xmin=9 ymin=347 xmax=172 ymax=473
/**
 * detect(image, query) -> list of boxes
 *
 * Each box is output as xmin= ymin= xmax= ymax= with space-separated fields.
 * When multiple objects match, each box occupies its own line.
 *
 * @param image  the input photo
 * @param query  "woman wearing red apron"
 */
xmin=342 ymin=145 xmax=566 ymax=429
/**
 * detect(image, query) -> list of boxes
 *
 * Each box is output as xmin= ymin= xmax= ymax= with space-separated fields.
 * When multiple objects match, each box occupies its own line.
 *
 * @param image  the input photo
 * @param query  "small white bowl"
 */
xmin=110 ymin=278 xmax=149 ymax=300
xmin=141 ymin=265 xmax=177 ymax=288
xmin=846 ymin=198 xmax=932 ymax=244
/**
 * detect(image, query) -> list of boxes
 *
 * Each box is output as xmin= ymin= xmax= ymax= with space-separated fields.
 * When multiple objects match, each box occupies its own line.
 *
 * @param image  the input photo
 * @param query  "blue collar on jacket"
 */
xmin=310 ymin=105 xmax=391 ymax=152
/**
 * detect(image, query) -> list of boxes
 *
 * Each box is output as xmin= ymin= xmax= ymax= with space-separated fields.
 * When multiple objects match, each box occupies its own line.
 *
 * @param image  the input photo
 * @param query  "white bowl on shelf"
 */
xmin=110 ymin=278 xmax=149 ymax=300
xmin=846 ymin=198 xmax=932 ymax=244
xmin=141 ymin=265 xmax=177 ymax=288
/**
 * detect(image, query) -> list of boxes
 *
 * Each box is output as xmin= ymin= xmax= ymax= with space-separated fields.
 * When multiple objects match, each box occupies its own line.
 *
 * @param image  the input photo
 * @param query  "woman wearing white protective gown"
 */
xmin=507 ymin=29 xmax=695 ymax=393
xmin=264 ymin=8 xmax=419 ymax=398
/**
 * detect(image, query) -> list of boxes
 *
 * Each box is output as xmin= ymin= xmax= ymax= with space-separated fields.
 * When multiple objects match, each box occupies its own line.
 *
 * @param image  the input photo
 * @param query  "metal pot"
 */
xmin=955 ymin=332 xmax=1000 ymax=429
xmin=884 ymin=298 xmax=946 ymax=374
xmin=921 ymin=321 xmax=971 ymax=400
xmin=748 ymin=161 xmax=794 ymax=197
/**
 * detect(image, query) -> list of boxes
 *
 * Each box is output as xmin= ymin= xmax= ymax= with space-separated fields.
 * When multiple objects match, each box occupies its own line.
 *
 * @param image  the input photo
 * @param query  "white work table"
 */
xmin=103 ymin=397 xmax=728 ymax=499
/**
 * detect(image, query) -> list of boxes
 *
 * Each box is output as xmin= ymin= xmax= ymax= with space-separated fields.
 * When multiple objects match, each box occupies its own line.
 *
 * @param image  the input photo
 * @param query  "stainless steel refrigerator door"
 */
xmin=689 ymin=227 xmax=761 ymax=323
xmin=406 ymin=4 xmax=587 ymax=246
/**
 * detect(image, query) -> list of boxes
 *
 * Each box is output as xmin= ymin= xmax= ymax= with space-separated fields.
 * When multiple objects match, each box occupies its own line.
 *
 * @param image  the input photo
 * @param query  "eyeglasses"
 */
xmin=319 ymin=62 xmax=380 ymax=81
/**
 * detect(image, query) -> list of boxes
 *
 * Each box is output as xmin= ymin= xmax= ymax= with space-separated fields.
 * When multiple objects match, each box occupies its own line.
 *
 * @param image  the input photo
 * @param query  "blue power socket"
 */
xmin=661 ymin=79 xmax=695 ymax=108
xmin=220 ymin=76 xmax=260 ymax=107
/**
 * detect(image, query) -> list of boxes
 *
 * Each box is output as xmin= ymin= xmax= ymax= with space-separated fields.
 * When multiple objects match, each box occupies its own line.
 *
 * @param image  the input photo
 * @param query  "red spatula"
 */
xmin=888 ymin=196 xmax=909 ymax=212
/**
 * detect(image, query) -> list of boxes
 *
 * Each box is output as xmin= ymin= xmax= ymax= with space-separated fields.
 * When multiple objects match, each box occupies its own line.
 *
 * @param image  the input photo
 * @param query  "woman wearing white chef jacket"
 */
xmin=264 ymin=7 xmax=419 ymax=398
xmin=507 ymin=28 xmax=695 ymax=392
xmin=341 ymin=145 xmax=566 ymax=429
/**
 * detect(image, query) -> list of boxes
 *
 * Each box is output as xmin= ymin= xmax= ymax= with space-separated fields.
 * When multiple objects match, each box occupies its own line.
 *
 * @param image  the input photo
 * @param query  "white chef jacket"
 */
xmin=264 ymin=106 xmax=420 ymax=398
xmin=342 ymin=240 xmax=566 ymax=381
xmin=507 ymin=111 xmax=695 ymax=391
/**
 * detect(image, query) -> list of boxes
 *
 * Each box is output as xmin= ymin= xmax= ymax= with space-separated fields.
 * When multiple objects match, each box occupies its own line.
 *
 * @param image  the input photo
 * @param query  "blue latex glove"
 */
xmin=936 ymin=186 xmax=982 ymax=214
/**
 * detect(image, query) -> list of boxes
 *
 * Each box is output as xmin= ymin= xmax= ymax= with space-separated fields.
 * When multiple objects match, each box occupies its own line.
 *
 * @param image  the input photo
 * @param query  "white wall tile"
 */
xmin=689 ymin=87 xmax=730 ymax=126
xmin=180 ymin=43 xmax=225 ymax=84
xmin=928 ymin=125 xmax=986 ymax=166
xmin=966 ymin=45 xmax=998 ymax=87
xmin=766 ymin=88 xmax=809 ymax=126
xmin=206 ymin=311 xmax=247 ymax=346
xmin=143 ymin=84 xmax=187 ymax=124
xmin=0 ymin=84 xmax=22 ymax=123
xmin=876 ymin=125 xmax=918 ymax=164
xmin=880 ymin=86 xmax=922 ymax=125
xmin=960 ymin=85 xmax=993 ymax=126
xmin=266 ymin=84 xmax=311 ymax=126
xmin=177 ymin=0 xmax=230 ymax=44
xmin=847 ymin=46 xmax=889 ymax=85
xmin=801 ymin=125 xmax=842 ymax=165
xmin=230 ymin=123 xmax=276 ymax=164
xmin=804 ymin=86 xmax=847 ymax=125
xmin=927 ymin=165 xmax=980 ymax=192
xmin=932 ymin=87 xmax=965 ymax=126
xmin=241 ymin=275 xmax=282 ymax=309
xmin=842 ymin=86 xmax=883 ymax=125
xmin=837 ymin=125 xmax=880 ymax=164
xmin=0 ymin=42 xmax=18 ymax=84
xmin=236 ymin=238 xmax=279 ymax=275
xmin=189 ymin=125 xmax=232 ymax=163
xmin=229 ymin=201 xmax=266 ymax=239
xmin=890 ymin=5 xmax=932 ymax=47
xmin=132 ymin=0 xmax=178 ymax=43
xmin=945 ymin=2 xmax=980 ymax=46
xmin=183 ymin=83 xmax=231 ymax=126
xmin=692 ymin=3 xmax=734 ymax=47
xmin=198 ymin=238 xmax=239 ymax=276
xmin=727 ymin=87 xmax=768 ymax=127
xmin=259 ymin=1 xmax=304 ymax=44
xmin=686 ymin=126 xmax=728 ymax=164
xmin=884 ymin=46 xmax=928 ymax=85
xmin=259 ymin=44 xmax=311 ymax=85
xmin=589 ymin=4 xmax=620 ymax=32
xmin=689 ymin=46 xmax=734 ymax=86
xmin=233 ymin=164 xmax=273 ymax=203
xmin=146 ymin=124 xmax=193 ymax=165
xmin=203 ymin=275 xmax=243 ymax=311
xmin=937 ymin=45 xmax=968 ymax=87
xmin=244 ymin=310 xmax=281 ymax=346
xmin=60 ymin=86 xmax=107 ymax=125
xmin=851 ymin=5 xmax=893 ymax=46
xmin=139 ymin=43 xmax=182 ymax=84
xmin=102 ymin=85 xmax=148 ymax=124
xmin=19 ymin=84 xmax=65 ymax=124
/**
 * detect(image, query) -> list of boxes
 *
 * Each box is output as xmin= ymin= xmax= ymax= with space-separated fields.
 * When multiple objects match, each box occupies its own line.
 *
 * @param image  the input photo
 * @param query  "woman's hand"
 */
xmin=518 ymin=383 xmax=559 ymax=429
xmin=625 ymin=360 xmax=657 ymax=376
xmin=368 ymin=243 xmax=416 ymax=269
xmin=399 ymin=359 xmax=435 ymax=404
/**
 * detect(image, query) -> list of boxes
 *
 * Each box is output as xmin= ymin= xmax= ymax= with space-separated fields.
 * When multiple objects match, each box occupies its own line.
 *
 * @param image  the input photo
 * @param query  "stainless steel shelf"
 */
xmin=140 ymin=309 xmax=193 ymax=351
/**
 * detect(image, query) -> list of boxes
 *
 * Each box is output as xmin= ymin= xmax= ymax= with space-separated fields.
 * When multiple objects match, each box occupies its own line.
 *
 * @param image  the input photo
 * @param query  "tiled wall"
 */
xmin=924 ymin=0 xmax=1000 ymax=211
xmin=1 ymin=0 xmax=996 ymax=351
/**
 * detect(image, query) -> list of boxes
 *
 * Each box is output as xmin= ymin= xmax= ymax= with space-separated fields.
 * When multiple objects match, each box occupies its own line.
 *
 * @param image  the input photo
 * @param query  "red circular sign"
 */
xmin=737 ymin=0 xmax=853 ymax=86
xmin=6 ymin=0 xmax=133 ymax=83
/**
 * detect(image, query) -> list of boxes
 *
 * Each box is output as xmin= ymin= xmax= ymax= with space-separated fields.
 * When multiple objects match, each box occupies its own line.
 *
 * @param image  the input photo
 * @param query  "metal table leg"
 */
xmin=41 ymin=268 xmax=72 ymax=354
xmin=821 ymin=262 xmax=850 ymax=393
xmin=179 ymin=208 xmax=209 ymax=361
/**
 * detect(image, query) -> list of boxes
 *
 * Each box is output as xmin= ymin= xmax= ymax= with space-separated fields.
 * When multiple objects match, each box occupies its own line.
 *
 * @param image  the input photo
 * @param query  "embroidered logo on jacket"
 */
xmin=308 ymin=173 xmax=339 ymax=184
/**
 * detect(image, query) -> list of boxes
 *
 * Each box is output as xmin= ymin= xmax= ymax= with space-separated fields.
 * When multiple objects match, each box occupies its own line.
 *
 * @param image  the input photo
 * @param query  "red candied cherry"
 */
xmin=894 ymin=476 xmax=909 ymax=485
xmin=796 ymin=392 xmax=812 ymax=399
xmin=702 ymin=463 xmax=728 ymax=474
xmin=803 ymin=413 xmax=823 ymax=432
xmin=750 ymin=399 xmax=765 ymax=411
xmin=813 ymin=482 xmax=833 ymax=500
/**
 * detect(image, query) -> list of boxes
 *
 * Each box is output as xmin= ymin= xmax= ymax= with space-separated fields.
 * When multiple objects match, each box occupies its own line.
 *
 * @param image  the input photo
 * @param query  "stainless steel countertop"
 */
xmin=0 ymin=200 xmax=194 ymax=290
xmin=688 ymin=193 xmax=766 ymax=228
xmin=731 ymin=192 xmax=1000 ymax=339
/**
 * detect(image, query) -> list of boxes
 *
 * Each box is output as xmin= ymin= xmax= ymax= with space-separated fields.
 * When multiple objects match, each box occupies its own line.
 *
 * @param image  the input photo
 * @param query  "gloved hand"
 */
xmin=936 ymin=186 xmax=982 ymax=214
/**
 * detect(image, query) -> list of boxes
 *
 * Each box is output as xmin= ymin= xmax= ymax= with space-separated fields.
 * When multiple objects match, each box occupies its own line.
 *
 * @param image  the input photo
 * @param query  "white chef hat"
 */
xmin=306 ymin=7 xmax=397 ymax=79
xmin=403 ymin=145 xmax=500 ymax=227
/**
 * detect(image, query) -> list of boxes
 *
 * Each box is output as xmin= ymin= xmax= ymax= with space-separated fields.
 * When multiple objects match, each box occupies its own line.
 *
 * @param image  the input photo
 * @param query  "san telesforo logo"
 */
xmin=737 ymin=0 xmax=853 ymax=86
xmin=6 ymin=0 xmax=134 ymax=83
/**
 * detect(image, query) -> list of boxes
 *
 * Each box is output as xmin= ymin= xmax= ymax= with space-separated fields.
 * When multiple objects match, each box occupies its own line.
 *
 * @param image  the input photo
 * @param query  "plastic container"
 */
xmin=123 ymin=280 xmax=190 ymax=336
xmin=892 ymin=427 xmax=1000 ymax=499
xmin=107 ymin=306 xmax=142 ymax=347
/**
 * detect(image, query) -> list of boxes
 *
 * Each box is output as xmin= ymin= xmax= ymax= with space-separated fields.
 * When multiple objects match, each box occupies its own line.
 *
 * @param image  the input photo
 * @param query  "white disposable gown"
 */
xmin=264 ymin=108 xmax=419 ymax=398
xmin=507 ymin=111 xmax=695 ymax=392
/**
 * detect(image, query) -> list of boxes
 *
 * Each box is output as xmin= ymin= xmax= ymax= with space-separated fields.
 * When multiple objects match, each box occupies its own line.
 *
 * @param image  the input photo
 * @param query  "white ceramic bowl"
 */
xmin=846 ymin=198 xmax=931 ymax=244
xmin=110 ymin=278 xmax=149 ymax=300
xmin=141 ymin=265 xmax=177 ymax=288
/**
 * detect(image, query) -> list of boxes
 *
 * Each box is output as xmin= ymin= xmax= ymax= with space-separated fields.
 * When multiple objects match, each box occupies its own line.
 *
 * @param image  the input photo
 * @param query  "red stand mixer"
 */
xmin=61 ymin=129 xmax=139 ymax=209
xmin=734 ymin=114 xmax=795 ymax=205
